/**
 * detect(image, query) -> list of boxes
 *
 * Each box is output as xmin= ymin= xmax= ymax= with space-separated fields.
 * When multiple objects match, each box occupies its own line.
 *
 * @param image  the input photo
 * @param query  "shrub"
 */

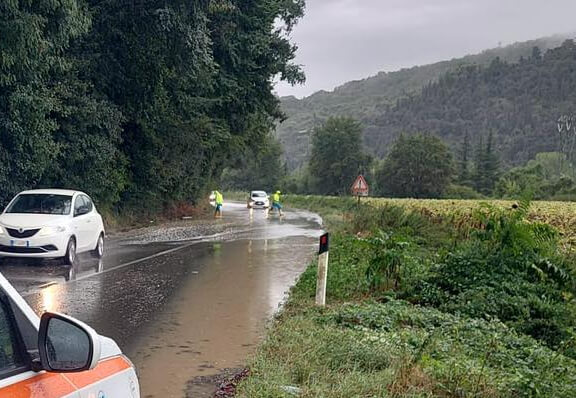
xmin=444 ymin=184 xmax=485 ymax=199
xmin=403 ymin=201 xmax=576 ymax=356
xmin=361 ymin=231 xmax=413 ymax=292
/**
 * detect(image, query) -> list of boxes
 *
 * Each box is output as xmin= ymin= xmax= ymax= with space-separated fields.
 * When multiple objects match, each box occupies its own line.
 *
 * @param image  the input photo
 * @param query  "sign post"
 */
xmin=315 ymin=233 xmax=330 ymax=307
xmin=350 ymin=175 xmax=370 ymax=204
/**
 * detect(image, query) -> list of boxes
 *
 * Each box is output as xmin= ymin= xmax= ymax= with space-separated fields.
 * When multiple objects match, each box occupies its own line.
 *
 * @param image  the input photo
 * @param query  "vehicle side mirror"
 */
xmin=38 ymin=313 xmax=101 ymax=372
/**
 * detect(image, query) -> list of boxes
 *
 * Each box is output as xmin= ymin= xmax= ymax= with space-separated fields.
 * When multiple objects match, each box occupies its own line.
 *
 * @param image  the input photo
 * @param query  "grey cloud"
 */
xmin=276 ymin=0 xmax=576 ymax=98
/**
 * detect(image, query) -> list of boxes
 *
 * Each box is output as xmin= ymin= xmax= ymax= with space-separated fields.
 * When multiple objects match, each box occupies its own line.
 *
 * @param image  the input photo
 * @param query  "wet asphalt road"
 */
xmin=0 ymin=202 xmax=324 ymax=397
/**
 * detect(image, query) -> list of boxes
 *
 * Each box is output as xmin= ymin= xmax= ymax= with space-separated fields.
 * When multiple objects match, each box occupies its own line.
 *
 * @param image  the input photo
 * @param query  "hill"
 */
xmin=277 ymin=35 xmax=571 ymax=170
xmin=370 ymin=39 xmax=576 ymax=166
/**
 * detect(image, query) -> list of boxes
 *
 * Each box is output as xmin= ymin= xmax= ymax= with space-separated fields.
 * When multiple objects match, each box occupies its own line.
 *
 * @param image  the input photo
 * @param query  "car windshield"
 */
xmin=6 ymin=194 xmax=72 ymax=215
xmin=252 ymin=192 xmax=267 ymax=198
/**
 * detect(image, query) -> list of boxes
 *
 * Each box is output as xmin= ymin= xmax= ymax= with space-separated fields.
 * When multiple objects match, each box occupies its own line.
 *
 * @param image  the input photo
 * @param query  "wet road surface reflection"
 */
xmin=0 ymin=202 xmax=323 ymax=397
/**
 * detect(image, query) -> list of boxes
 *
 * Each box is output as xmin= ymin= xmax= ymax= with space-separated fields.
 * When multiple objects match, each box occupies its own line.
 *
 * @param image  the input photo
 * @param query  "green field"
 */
xmin=237 ymin=196 xmax=576 ymax=397
xmin=368 ymin=198 xmax=576 ymax=250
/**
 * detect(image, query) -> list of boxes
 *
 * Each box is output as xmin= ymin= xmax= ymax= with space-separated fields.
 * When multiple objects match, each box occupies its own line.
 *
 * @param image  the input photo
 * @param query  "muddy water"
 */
xmin=127 ymin=204 xmax=322 ymax=397
xmin=129 ymin=236 xmax=317 ymax=397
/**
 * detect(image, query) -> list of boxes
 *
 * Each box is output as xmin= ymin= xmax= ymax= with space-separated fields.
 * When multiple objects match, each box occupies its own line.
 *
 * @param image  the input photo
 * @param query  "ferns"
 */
xmin=471 ymin=200 xmax=559 ymax=259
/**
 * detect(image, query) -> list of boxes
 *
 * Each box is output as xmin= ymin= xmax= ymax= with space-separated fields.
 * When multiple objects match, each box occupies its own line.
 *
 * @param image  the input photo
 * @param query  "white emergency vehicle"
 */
xmin=0 ymin=272 xmax=140 ymax=397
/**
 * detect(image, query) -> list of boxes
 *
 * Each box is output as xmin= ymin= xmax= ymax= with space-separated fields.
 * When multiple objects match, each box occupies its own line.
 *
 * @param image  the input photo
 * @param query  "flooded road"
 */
xmin=0 ymin=202 xmax=323 ymax=397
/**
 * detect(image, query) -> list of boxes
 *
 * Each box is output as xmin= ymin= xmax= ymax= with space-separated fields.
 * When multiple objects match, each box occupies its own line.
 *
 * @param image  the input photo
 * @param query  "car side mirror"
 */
xmin=38 ymin=313 xmax=101 ymax=372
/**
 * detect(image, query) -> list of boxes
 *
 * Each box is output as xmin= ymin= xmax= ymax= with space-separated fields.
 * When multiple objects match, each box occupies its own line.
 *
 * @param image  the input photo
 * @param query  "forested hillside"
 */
xmin=278 ymin=35 xmax=570 ymax=170
xmin=371 ymin=40 xmax=576 ymax=166
xmin=0 ymin=0 xmax=304 ymax=213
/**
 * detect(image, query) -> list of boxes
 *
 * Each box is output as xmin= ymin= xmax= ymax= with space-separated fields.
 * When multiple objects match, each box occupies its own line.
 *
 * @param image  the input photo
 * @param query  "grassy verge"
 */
xmin=236 ymin=196 xmax=576 ymax=397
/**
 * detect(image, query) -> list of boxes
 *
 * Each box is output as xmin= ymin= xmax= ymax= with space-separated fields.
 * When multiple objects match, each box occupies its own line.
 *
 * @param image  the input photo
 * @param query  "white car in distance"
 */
xmin=247 ymin=190 xmax=270 ymax=209
xmin=0 ymin=189 xmax=105 ymax=265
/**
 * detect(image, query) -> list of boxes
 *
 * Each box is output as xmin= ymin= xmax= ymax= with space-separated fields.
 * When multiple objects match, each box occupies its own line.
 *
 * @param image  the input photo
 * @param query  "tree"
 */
xmin=72 ymin=0 xmax=305 ymax=211
xmin=308 ymin=117 xmax=372 ymax=196
xmin=457 ymin=132 xmax=472 ymax=186
xmin=495 ymin=152 xmax=576 ymax=199
xmin=473 ymin=132 xmax=501 ymax=195
xmin=377 ymin=134 xmax=454 ymax=198
xmin=0 ymin=0 xmax=307 ymax=214
xmin=483 ymin=132 xmax=501 ymax=192
xmin=221 ymin=135 xmax=287 ymax=192
xmin=0 ymin=0 xmax=125 ymax=207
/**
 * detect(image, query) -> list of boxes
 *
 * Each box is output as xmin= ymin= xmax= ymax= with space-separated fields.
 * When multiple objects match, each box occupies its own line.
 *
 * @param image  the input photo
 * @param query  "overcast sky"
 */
xmin=275 ymin=0 xmax=576 ymax=98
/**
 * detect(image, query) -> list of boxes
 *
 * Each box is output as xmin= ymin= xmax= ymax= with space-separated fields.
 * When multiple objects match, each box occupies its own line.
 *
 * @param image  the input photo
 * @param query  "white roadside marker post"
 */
xmin=316 ymin=233 xmax=330 ymax=307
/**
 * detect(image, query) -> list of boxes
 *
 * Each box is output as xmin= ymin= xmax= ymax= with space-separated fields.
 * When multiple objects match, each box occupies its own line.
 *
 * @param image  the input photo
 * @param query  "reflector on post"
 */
xmin=319 ymin=233 xmax=329 ymax=255
xmin=316 ymin=232 xmax=330 ymax=306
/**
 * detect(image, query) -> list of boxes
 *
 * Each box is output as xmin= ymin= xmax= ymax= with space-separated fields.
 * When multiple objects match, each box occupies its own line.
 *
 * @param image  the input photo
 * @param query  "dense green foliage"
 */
xmin=220 ymin=135 xmax=286 ymax=192
xmin=496 ymin=152 xmax=576 ymax=199
xmin=276 ymin=36 xmax=570 ymax=170
xmin=0 ymin=0 xmax=305 ymax=213
xmin=372 ymin=40 xmax=576 ymax=167
xmin=239 ymin=197 xmax=576 ymax=397
xmin=0 ymin=0 xmax=124 ymax=206
xmin=307 ymin=117 xmax=372 ymax=196
xmin=376 ymin=134 xmax=454 ymax=198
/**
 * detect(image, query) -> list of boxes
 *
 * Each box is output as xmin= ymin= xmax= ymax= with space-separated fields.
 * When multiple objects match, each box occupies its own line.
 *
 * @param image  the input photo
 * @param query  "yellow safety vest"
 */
xmin=215 ymin=192 xmax=223 ymax=205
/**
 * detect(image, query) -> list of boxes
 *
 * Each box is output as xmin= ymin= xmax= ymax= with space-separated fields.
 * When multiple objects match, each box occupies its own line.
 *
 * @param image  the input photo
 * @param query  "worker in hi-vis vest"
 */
xmin=268 ymin=190 xmax=283 ymax=217
xmin=213 ymin=190 xmax=224 ymax=218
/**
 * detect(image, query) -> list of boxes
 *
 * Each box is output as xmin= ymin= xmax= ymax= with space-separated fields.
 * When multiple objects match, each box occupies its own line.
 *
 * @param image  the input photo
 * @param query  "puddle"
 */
xmin=128 ymin=237 xmax=317 ymax=397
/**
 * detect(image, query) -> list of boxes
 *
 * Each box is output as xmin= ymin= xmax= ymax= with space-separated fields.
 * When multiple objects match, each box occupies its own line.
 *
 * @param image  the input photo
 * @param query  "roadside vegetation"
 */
xmin=237 ymin=196 xmax=576 ymax=397
xmin=0 ymin=0 xmax=304 ymax=216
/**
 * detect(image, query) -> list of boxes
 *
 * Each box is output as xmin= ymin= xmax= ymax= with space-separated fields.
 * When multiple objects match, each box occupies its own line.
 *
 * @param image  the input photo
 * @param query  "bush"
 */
xmin=403 ymin=201 xmax=576 ymax=356
xmin=443 ymin=184 xmax=485 ymax=199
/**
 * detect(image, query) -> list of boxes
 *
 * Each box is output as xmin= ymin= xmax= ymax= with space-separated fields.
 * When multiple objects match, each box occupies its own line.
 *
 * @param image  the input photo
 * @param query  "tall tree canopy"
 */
xmin=0 ymin=0 xmax=124 ymax=206
xmin=376 ymin=134 xmax=454 ymax=198
xmin=308 ymin=117 xmax=372 ymax=196
xmin=221 ymin=134 xmax=287 ymax=192
xmin=0 ymin=0 xmax=305 ymax=212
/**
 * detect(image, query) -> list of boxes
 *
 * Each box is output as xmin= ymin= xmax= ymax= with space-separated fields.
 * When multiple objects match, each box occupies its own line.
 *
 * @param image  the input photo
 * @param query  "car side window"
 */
xmin=82 ymin=195 xmax=93 ymax=213
xmin=0 ymin=295 xmax=26 ymax=379
xmin=74 ymin=196 xmax=86 ymax=217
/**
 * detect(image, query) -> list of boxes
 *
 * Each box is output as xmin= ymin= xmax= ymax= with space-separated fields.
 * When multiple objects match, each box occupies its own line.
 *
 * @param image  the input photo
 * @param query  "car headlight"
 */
xmin=38 ymin=226 xmax=66 ymax=237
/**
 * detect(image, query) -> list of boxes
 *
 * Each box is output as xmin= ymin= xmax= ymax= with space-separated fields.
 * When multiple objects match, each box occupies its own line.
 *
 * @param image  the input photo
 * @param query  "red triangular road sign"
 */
xmin=351 ymin=175 xmax=369 ymax=196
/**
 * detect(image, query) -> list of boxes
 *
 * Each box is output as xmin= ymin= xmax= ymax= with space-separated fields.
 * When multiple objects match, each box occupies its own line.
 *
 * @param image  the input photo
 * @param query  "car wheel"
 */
xmin=91 ymin=233 xmax=104 ymax=258
xmin=63 ymin=238 xmax=77 ymax=265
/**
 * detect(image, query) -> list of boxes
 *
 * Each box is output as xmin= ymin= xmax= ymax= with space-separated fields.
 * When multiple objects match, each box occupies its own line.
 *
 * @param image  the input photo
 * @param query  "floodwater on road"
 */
xmin=0 ymin=202 xmax=323 ymax=397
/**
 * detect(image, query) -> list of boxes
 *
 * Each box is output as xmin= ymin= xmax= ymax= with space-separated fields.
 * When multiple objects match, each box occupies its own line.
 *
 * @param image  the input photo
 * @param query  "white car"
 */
xmin=247 ymin=191 xmax=270 ymax=209
xmin=0 ymin=189 xmax=105 ymax=265
xmin=0 ymin=271 xmax=140 ymax=396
